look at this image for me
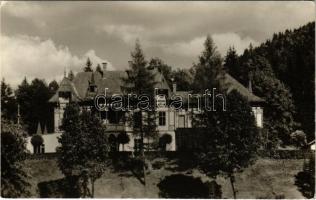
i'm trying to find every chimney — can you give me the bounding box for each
[128,61,133,68]
[172,83,177,93]
[102,62,107,71]
[248,79,252,93]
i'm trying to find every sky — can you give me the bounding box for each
[0,1,315,87]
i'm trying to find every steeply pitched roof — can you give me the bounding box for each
[49,70,263,104]
[71,69,170,100]
[224,74,264,103]
[173,74,264,104]
[49,77,81,102]
[73,71,126,98]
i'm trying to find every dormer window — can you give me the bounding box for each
[59,91,71,98]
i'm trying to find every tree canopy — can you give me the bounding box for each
[57,103,108,197]
[192,35,225,93]
[1,119,30,197]
[226,22,315,142]
[16,78,55,134]
[198,90,260,198]
[84,57,93,72]
[1,79,17,122]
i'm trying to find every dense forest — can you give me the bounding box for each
[225,22,315,143]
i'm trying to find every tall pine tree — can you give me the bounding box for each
[84,58,93,72]
[121,40,157,186]
[224,46,240,80]
[192,37,260,199]
[192,35,225,93]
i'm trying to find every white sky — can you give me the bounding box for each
[1,1,315,87]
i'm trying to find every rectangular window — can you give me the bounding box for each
[134,138,142,152]
[133,111,141,128]
[178,115,185,128]
[159,112,166,126]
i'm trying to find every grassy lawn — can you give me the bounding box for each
[24,158,305,198]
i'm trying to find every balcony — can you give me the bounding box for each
[104,123,126,132]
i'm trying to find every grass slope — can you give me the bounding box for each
[23,158,305,198]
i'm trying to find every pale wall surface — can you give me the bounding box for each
[26,133,62,154]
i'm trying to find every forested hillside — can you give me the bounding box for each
[225,22,315,143]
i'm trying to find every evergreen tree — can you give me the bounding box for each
[224,46,240,80]
[251,58,296,146]
[121,40,158,186]
[191,35,225,93]
[16,78,32,132]
[191,37,260,198]
[237,54,296,146]
[237,44,256,86]
[68,70,75,81]
[198,90,260,199]
[1,119,30,197]
[171,69,193,91]
[84,57,93,72]
[1,79,17,122]
[57,103,108,197]
[148,57,173,87]
[236,22,315,141]
[16,78,54,134]
[48,80,59,94]
[95,64,103,75]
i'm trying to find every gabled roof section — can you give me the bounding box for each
[49,77,81,102]
[172,73,264,104]
[49,68,171,103]
[224,73,264,103]
[73,71,127,99]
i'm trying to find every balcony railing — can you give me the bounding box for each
[104,123,126,132]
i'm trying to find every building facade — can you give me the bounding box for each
[26,63,264,153]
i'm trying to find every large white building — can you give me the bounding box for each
[26,63,264,153]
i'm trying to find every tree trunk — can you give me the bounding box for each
[142,136,146,186]
[91,179,95,198]
[229,174,237,199]
[140,113,146,186]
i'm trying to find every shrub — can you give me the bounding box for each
[117,132,130,151]
[37,176,80,198]
[152,160,165,170]
[31,134,44,146]
[295,156,315,198]
[290,130,307,148]
[157,174,212,198]
[159,134,172,151]
[1,120,30,197]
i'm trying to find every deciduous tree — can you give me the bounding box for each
[16,78,54,134]
[250,57,296,146]
[1,119,30,197]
